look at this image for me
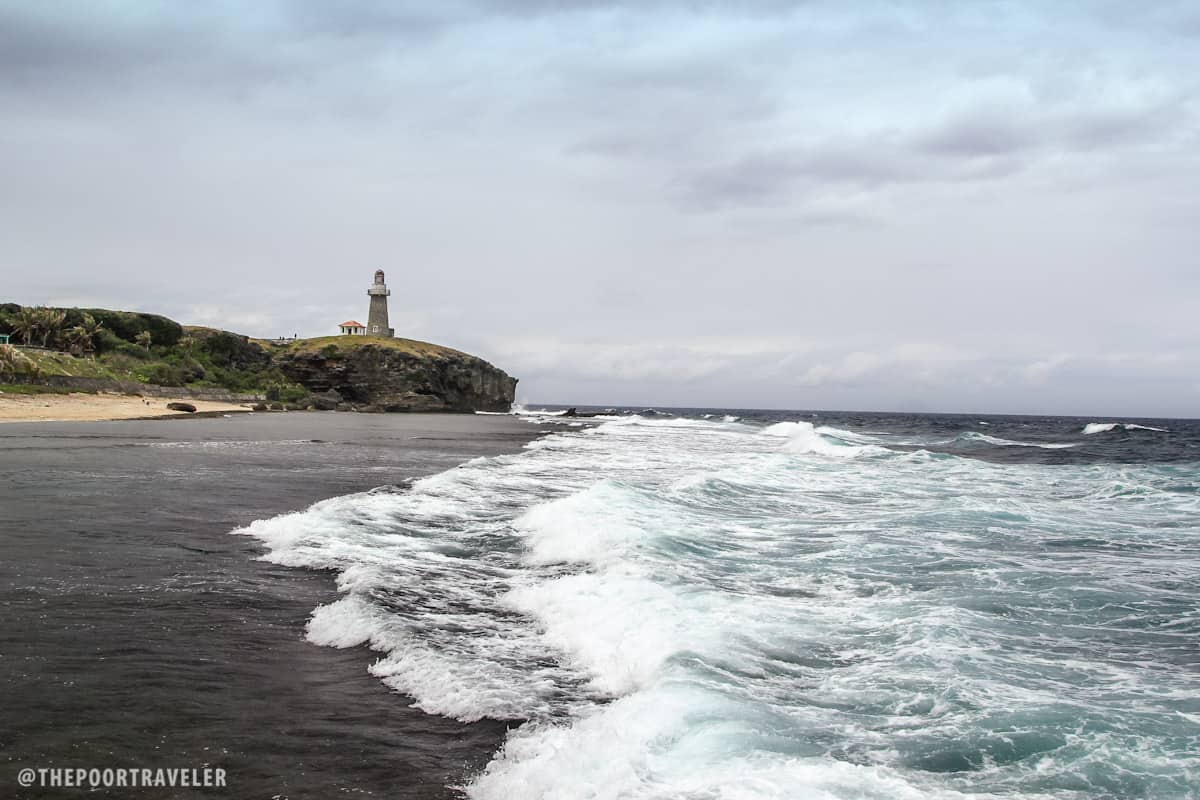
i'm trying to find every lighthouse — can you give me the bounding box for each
[366,269,394,338]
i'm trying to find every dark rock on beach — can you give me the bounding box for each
[307,390,343,411]
[166,401,197,412]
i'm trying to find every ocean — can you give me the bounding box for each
[236,407,1200,799]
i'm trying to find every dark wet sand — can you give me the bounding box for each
[0,412,542,799]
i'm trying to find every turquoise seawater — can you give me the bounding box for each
[236,410,1199,799]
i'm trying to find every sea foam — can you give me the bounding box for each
[232,412,1200,800]
[761,421,888,457]
[1083,422,1169,435]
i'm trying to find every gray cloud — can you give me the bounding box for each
[675,96,1191,212]
[0,6,187,85]
[675,140,923,210]
[1,0,1198,415]
[918,115,1037,158]
[283,1,465,38]
[921,102,1184,158]
[1180,15,1200,37]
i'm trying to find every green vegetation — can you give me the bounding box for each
[257,334,467,359]
[0,304,307,398]
[0,383,79,395]
[0,306,478,402]
[2,347,120,380]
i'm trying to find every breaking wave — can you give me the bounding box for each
[233,412,1200,799]
[1084,422,1170,435]
[952,431,1076,449]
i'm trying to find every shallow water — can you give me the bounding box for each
[0,412,539,799]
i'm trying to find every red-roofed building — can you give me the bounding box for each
[338,320,366,335]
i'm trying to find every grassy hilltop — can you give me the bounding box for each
[256,334,469,360]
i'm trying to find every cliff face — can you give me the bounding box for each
[270,337,517,413]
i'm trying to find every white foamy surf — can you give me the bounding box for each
[954,431,1077,449]
[233,413,1199,799]
[1083,422,1169,435]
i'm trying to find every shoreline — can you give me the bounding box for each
[0,412,543,798]
[0,391,255,423]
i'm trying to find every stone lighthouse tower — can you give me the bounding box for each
[366,269,394,337]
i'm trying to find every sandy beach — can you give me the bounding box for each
[0,392,252,423]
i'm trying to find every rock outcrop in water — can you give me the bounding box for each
[267,337,517,413]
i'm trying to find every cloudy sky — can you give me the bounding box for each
[2,1,1197,415]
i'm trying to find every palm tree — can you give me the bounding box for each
[64,314,104,357]
[135,331,153,348]
[78,313,103,348]
[36,308,66,349]
[10,307,39,346]
[63,326,91,356]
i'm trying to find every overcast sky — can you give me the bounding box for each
[2,1,1197,416]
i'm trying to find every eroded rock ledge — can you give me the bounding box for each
[266,337,517,413]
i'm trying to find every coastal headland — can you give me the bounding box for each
[0,303,517,421]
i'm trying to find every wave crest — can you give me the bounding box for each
[1083,422,1169,435]
[954,431,1076,449]
[762,421,887,458]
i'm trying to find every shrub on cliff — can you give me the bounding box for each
[71,309,183,347]
[0,303,19,337]
[140,363,187,387]
[265,381,309,403]
[93,330,128,354]
[191,330,271,370]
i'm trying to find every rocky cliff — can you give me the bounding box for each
[266,336,517,413]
